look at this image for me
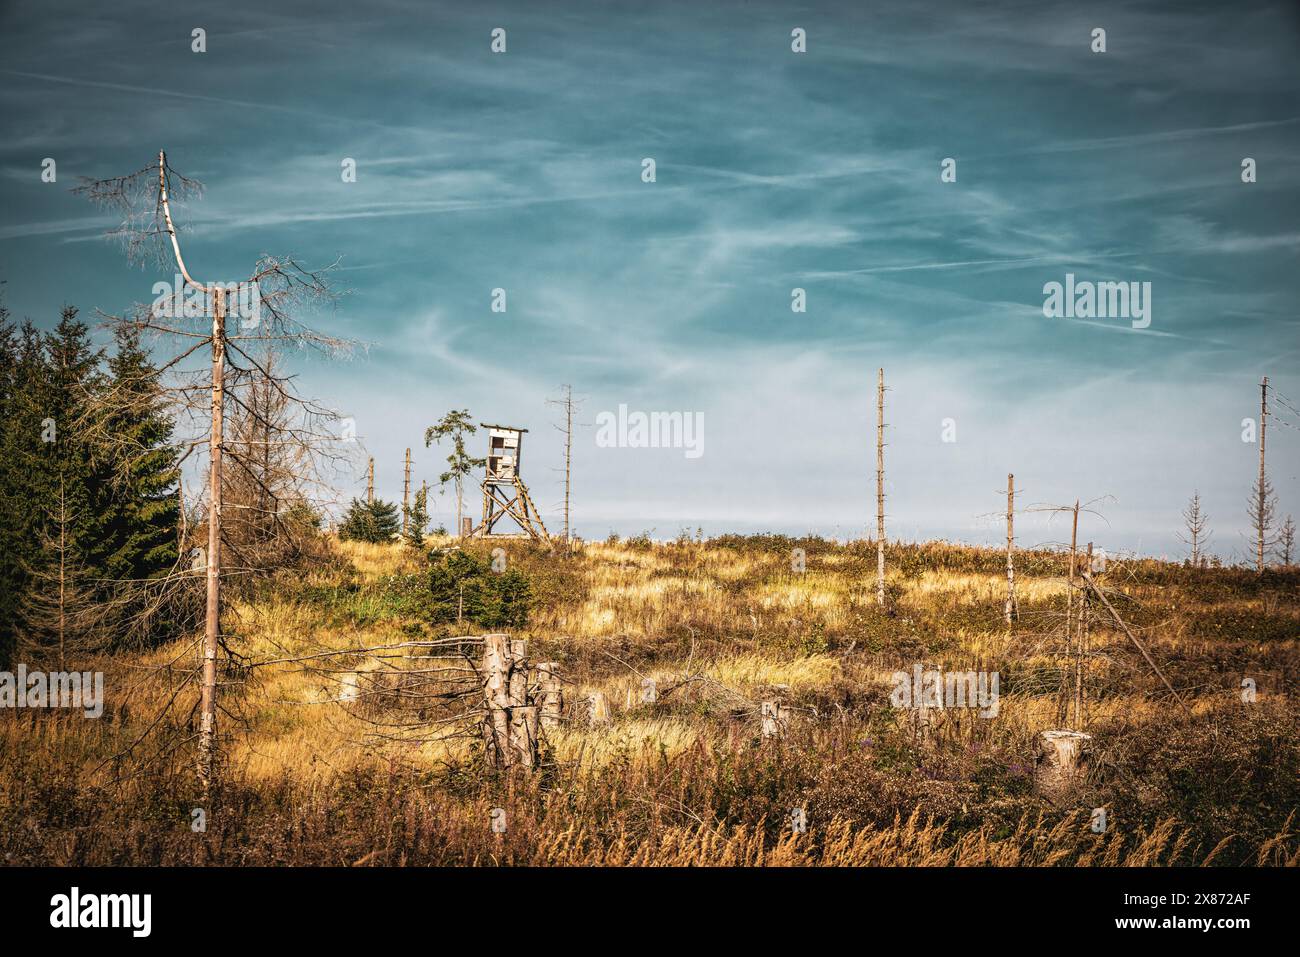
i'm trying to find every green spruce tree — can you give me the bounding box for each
[403,485,429,549]
[95,325,181,584]
[338,498,401,543]
[0,306,30,665]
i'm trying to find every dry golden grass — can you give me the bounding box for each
[523,811,1274,867]
[903,570,1062,606]
[3,534,1297,866]
[339,539,421,579]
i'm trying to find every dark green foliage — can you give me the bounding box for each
[0,313,36,664]
[0,303,183,665]
[427,548,531,629]
[1,308,106,664]
[95,325,181,586]
[403,485,429,549]
[283,500,323,535]
[338,498,400,543]
[423,409,485,531]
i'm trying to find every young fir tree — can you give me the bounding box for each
[18,478,105,667]
[1,308,108,664]
[403,485,429,549]
[338,497,401,543]
[1178,491,1211,567]
[96,325,182,585]
[40,307,108,575]
[427,549,531,628]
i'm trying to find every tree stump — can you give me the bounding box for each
[507,639,536,768]
[535,662,563,732]
[481,635,539,769]
[588,691,610,726]
[510,705,539,769]
[339,672,360,705]
[482,635,512,765]
[761,700,789,739]
[1035,730,1091,804]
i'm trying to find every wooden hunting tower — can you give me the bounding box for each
[471,424,551,542]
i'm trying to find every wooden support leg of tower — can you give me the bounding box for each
[515,479,552,543]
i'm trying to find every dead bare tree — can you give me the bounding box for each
[75,150,351,793]
[1278,515,1295,567]
[1027,496,1113,730]
[1178,491,1211,567]
[1066,500,1081,727]
[1248,477,1277,573]
[402,447,411,536]
[547,384,583,548]
[1251,376,1275,573]
[875,367,886,607]
[1005,473,1017,624]
[225,346,346,567]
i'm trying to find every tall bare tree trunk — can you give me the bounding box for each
[1063,499,1079,728]
[1257,375,1268,574]
[1004,473,1016,624]
[199,288,226,794]
[367,457,374,504]
[402,447,411,535]
[1076,542,1092,729]
[875,368,886,607]
[562,385,573,546]
[260,373,271,538]
[1190,502,1200,566]
[548,385,580,551]
[455,477,463,539]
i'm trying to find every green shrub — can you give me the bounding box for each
[427,548,531,629]
[338,498,400,543]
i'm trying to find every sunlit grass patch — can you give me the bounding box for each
[547,718,708,765]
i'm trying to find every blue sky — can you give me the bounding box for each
[1,0,1298,558]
